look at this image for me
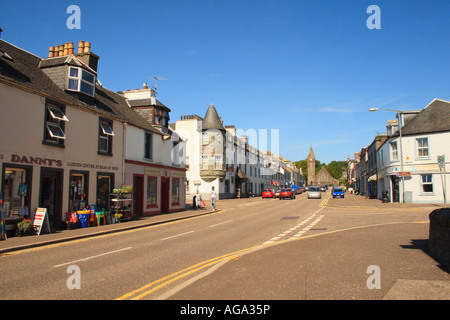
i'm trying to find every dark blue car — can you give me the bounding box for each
[332,187,344,198]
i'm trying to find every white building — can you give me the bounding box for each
[377,99,450,204]
[173,103,301,203]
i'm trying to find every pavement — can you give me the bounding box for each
[1,193,449,300]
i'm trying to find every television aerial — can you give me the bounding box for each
[151,75,167,92]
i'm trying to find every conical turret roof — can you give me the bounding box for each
[202,103,225,131]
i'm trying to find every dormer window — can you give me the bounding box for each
[67,66,96,97]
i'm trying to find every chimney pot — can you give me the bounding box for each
[59,45,64,56]
[63,43,68,56]
[48,46,55,58]
[68,42,74,55]
[78,41,84,54]
[84,41,91,53]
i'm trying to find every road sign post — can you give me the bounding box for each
[437,155,447,207]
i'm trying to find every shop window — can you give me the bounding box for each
[171,178,179,204]
[97,174,114,210]
[44,102,68,146]
[67,66,96,97]
[2,166,31,217]
[69,172,89,210]
[98,119,114,155]
[146,176,157,206]
[421,174,433,193]
[144,132,153,160]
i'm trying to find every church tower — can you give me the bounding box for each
[307,146,316,185]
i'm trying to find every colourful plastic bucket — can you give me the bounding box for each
[77,214,90,228]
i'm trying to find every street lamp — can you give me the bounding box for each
[369,107,405,203]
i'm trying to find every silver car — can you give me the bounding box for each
[307,186,322,199]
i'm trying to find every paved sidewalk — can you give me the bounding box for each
[326,192,443,210]
[0,204,216,254]
[0,196,263,254]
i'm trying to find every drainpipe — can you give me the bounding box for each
[122,122,127,186]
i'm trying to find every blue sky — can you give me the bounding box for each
[1,0,449,164]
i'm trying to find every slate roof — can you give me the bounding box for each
[392,99,450,137]
[0,39,162,136]
[202,103,225,131]
[127,98,171,111]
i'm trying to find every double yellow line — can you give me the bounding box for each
[116,246,257,300]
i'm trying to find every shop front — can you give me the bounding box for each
[1,152,121,235]
[125,160,186,216]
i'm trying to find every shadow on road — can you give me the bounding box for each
[400,239,450,274]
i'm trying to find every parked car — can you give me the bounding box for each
[307,186,321,199]
[275,189,281,197]
[262,189,274,198]
[279,188,295,200]
[320,186,326,192]
[332,187,345,198]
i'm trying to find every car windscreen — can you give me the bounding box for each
[334,188,343,192]
[309,187,319,191]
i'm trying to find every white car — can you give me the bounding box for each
[307,186,322,199]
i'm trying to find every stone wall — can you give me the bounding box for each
[429,208,450,267]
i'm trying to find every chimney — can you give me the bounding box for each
[75,40,99,72]
[78,41,84,53]
[143,82,149,89]
[48,46,55,58]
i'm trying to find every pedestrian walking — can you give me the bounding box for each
[210,186,217,211]
[195,190,202,210]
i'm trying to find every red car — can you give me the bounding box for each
[262,189,274,198]
[279,188,295,200]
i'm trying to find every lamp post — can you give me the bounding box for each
[369,108,405,203]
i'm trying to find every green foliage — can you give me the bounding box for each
[295,159,347,182]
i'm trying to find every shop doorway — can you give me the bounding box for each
[133,175,143,217]
[391,176,400,202]
[161,177,170,214]
[39,168,63,230]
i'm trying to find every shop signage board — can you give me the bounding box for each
[33,208,51,235]
[396,172,411,177]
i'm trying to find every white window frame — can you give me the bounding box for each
[202,132,209,145]
[67,66,96,97]
[45,104,68,141]
[390,141,398,161]
[416,137,429,158]
[202,155,209,170]
[214,155,222,170]
[420,174,433,194]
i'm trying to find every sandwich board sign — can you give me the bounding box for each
[33,208,51,235]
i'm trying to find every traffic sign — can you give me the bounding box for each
[437,155,445,169]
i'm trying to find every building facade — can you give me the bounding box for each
[376,99,450,204]
[0,39,185,232]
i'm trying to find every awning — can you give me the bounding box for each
[236,168,248,181]
[368,174,377,182]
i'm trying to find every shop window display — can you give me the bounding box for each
[2,167,30,217]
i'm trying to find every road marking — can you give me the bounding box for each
[53,247,132,268]
[116,246,262,300]
[209,220,233,228]
[161,231,194,241]
[263,207,325,245]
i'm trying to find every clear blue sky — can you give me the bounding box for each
[1,0,449,164]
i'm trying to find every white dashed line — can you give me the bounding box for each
[263,208,326,245]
